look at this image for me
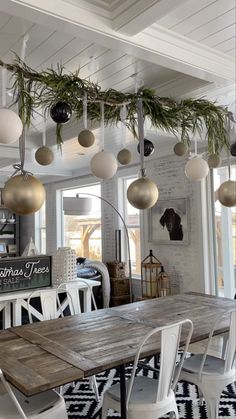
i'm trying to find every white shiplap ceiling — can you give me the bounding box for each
[0,0,234,183]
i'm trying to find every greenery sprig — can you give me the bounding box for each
[0,56,232,154]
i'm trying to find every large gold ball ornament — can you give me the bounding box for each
[2,174,45,215]
[35,146,54,166]
[207,154,221,169]
[127,176,159,209]
[78,129,95,148]
[218,180,236,207]
[117,149,132,165]
[173,142,188,156]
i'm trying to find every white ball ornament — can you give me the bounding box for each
[185,156,209,181]
[0,108,23,144]
[90,151,118,179]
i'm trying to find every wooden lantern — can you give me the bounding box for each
[141,250,162,298]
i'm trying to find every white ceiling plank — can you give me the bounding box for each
[171,1,235,35]
[188,10,235,41]
[77,49,126,80]
[0,11,11,29]
[0,0,234,84]
[64,44,108,73]
[0,16,34,56]
[215,37,235,52]
[203,24,236,47]
[99,60,150,90]
[112,0,188,35]
[157,0,216,28]
[25,31,76,69]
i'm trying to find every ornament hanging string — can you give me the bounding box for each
[120,104,127,147]
[1,67,7,108]
[137,97,145,175]
[12,33,32,179]
[100,101,104,150]
[42,119,46,146]
[83,92,88,129]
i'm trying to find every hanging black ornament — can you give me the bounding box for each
[137,138,154,157]
[50,101,72,124]
[230,141,236,157]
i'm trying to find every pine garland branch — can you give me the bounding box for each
[0,56,232,153]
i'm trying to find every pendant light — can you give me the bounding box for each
[127,98,158,210]
[90,101,118,179]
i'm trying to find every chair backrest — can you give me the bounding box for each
[198,309,236,378]
[58,279,97,313]
[0,369,27,419]
[27,289,59,323]
[126,319,193,408]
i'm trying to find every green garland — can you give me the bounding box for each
[0,56,232,153]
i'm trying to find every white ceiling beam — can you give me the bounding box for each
[0,146,20,159]
[112,0,188,36]
[0,0,234,84]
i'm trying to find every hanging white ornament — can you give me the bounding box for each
[0,68,23,144]
[185,137,209,181]
[78,92,95,147]
[90,101,118,179]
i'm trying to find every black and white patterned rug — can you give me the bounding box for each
[63,362,236,419]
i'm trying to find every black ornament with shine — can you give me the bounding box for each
[230,141,236,157]
[50,101,72,124]
[137,138,155,157]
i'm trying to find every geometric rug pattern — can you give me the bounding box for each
[63,361,236,419]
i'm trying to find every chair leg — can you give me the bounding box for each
[198,387,204,406]
[200,388,221,419]
[90,375,100,402]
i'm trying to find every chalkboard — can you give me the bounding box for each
[0,256,51,293]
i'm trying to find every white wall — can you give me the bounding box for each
[41,149,206,295]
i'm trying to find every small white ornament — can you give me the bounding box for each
[0,108,23,144]
[185,156,209,181]
[90,151,118,179]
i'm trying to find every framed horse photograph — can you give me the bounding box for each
[149,197,190,245]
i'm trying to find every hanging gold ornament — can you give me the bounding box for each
[2,174,45,215]
[127,176,159,210]
[173,142,188,156]
[207,154,221,168]
[117,148,132,165]
[35,146,54,166]
[78,129,95,148]
[218,180,236,207]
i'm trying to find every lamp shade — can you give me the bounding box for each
[90,151,118,179]
[0,108,23,144]
[185,156,209,181]
[63,197,92,215]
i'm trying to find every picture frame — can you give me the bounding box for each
[149,197,190,245]
[0,243,7,254]
[8,244,17,254]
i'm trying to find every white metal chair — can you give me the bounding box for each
[180,309,236,419]
[102,319,193,419]
[0,369,68,419]
[27,289,64,323]
[58,280,99,402]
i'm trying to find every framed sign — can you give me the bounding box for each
[149,197,190,245]
[0,256,52,293]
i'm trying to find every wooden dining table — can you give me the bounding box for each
[0,292,235,419]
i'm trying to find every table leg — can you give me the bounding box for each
[119,364,126,419]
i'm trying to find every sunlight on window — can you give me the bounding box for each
[63,184,101,261]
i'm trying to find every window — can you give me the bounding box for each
[123,177,141,276]
[212,166,235,297]
[35,201,46,253]
[62,184,102,260]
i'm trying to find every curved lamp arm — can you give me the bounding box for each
[77,192,133,302]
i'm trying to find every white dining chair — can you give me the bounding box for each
[180,309,236,419]
[0,369,68,419]
[102,318,193,419]
[27,288,66,323]
[58,281,99,402]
